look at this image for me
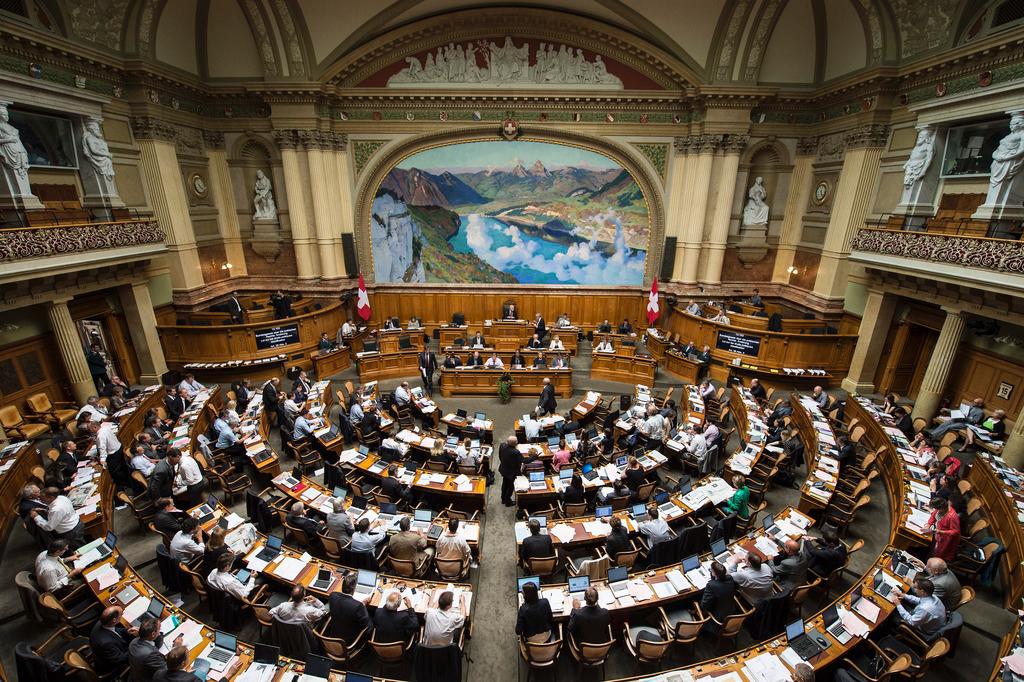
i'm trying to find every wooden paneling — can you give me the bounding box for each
[590,352,656,385]
[439,367,573,398]
[790,249,820,290]
[720,246,777,282]
[368,288,647,334]
[0,334,69,409]
[357,350,421,382]
[944,346,1024,423]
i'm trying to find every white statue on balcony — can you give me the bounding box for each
[81,117,115,181]
[741,176,770,226]
[0,103,30,180]
[990,113,1024,187]
[253,169,277,220]
[903,126,935,187]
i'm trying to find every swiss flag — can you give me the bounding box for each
[356,274,371,321]
[646,278,660,325]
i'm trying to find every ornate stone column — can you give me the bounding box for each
[205,131,247,276]
[701,134,747,284]
[840,289,898,394]
[677,134,720,283]
[772,137,817,282]
[331,134,354,277]
[301,130,341,280]
[665,137,692,281]
[894,124,945,227]
[46,299,94,404]
[132,117,204,291]
[813,125,889,300]
[911,307,966,422]
[274,130,318,279]
[1000,408,1024,469]
[117,281,168,384]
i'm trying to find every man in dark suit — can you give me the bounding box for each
[153,645,200,682]
[227,296,244,324]
[380,464,412,502]
[534,313,546,341]
[328,573,372,643]
[618,319,633,334]
[153,498,183,537]
[373,591,419,643]
[91,606,135,675]
[286,502,324,543]
[163,387,185,422]
[537,377,557,416]
[568,587,610,644]
[701,561,737,632]
[772,539,811,591]
[129,617,181,682]
[419,348,437,396]
[806,528,847,578]
[519,519,554,563]
[362,404,381,434]
[498,435,524,507]
[262,377,283,424]
[148,449,180,501]
[532,353,547,368]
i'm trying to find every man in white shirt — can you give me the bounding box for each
[549,335,564,351]
[557,313,572,327]
[207,552,255,600]
[173,453,205,508]
[435,518,472,563]
[685,426,709,472]
[522,416,541,441]
[595,337,614,352]
[421,590,468,648]
[169,517,204,562]
[341,319,355,337]
[76,396,107,422]
[177,374,204,401]
[640,405,666,443]
[685,300,702,316]
[394,382,411,406]
[35,539,84,592]
[484,353,504,368]
[89,420,122,464]
[638,507,672,545]
[709,311,730,325]
[270,585,327,625]
[727,553,774,603]
[131,445,157,477]
[812,385,829,409]
[31,487,84,547]
[350,517,388,553]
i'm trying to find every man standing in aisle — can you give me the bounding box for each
[498,435,524,507]
[537,377,557,416]
[419,346,437,396]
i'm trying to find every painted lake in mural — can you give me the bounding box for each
[370,140,650,284]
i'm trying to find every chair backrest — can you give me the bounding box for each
[940,431,958,447]
[523,635,563,665]
[578,637,614,664]
[957,479,971,496]
[26,393,52,414]
[610,495,630,511]
[849,425,866,443]
[912,417,928,433]
[635,633,671,660]
[527,555,559,577]
[388,556,417,577]
[885,653,914,678]
[635,480,656,501]
[563,501,588,517]
[613,547,640,569]
[435,557,467,580]
[316,624,354,663]
[718,606,751,637]
[669,607,707,640]
[370,639,407,663]
[63,649,100,681]
[790,578,821,605]
[0,405,24,428]
[271,619,311,659]
[957,585,975,609]
[15,571,43,624]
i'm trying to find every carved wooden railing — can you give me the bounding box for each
[0,219,165,262]
[851,226,1024,274]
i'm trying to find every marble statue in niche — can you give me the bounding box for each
[742,176,770,225]
[990,113,1024,187]
[81,117,115,181]
[0,103,30,180]
[902,126,935,187]
[253,169,277,220]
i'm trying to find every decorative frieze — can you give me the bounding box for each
[0,219,165,262]
[852,227,1024,274]
[720,134,749,154]
[844,124,890,150]
[796,136,819,156]
[130,116,177,143]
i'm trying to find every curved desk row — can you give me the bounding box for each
[966,453,1024,608]
[439,367,573,398]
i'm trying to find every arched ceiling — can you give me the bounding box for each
[13,0,993,88]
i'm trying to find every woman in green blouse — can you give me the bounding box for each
[723,474,750,519]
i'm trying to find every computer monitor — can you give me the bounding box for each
[682,554,700,572]
[607,566,628,583]
[414,509,433,522]
[518,576,540,592]
[446,435,459,445]
[785,619,805,642]
[823,603,839,626]
[568,576,590,593]
[105,531,117,547]
[475,412,486,420]
[762,514,774,529]
[654,491,669,504]
[380,502,397,514]
[333,486,347,500]
[595,505,612,518]
[631,504,647,517]
[363,341,379,353]
[398,335,412,349]
[457,408,468,418]
[528,516,548,528]
[266,535,283,550]
[559,468,574,480]
[529,471,545,482]
[356,570,378,588]
[235,568,251,583]
[350,496,368,512]
[615,455,628,468]
[548,436,561,447]
[711,538,727,556]
[304,654,332,679]
[253,644,280,665]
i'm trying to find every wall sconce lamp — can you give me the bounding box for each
[220,262,233,271]
[786,266,799,275]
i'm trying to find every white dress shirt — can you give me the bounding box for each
[174,455,203,492]
[34,495,79,534]
[523,419,540,440]
[207,568,255,600]
[76,404,107,422]
[270,597,327,625]
[35,550,73,592]
[595,341,613,352]
[169,531,205,562]
[94,422,122,462]
[484,357,504,368]
[549,339,564,350]
[132,454,156,476]
[728,562,774,602]
[435,532,472,562]
[422,607,465,648]
[639,517,672,543]
[394,385,411,405]
[178,379,204,400]
[342,322,354,336]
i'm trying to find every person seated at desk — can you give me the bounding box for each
[504,303,518,320]
[548,335,564,351]
[375,591,419,644]
[443,352,462,369]
[766,399,792,430]
[467,350,485,367]
[283,390,304,421]
[637,506,672,545]
[177,373,205,402]
[408,316,422,330]
[748,378,767,402]
[318,332,333,351]
[550,353,568,369]
[882,392,900,416]
[804,527,847,577]
[269,290,293,319]
[685,300,702,316]
[533,352,547,369]
[894,406,915,440]
[292,370,312,400]
[594,337,614,353]
[380,435,410,462]
[340,317,355,338]
[510,351,526,368]
[568,587,610,644]
[153,497,184,537]
[516,581,554,642]
[351,516,388,553]
[287,500,325,540]
[680,340,698,357]
[362,403,382,434]
[961,408,1006,450]
[721,474,750,518]
[270,585,327,628]
[811,385,828,410]
[169,517,205,563]
[389,516,434,569]
[90,606,135,676]
[348,394,364,427]
[556,312,572,327]
[207,551,256,601]
[456,440,481,469]
[622,455,646,490]
[551,438,572,469]
[469,332,486,348]
[708,309,730,325]
[701,561,737,633]
[597,481,631,506]
[750,289,763,307]
[36,538,85,593]
[698,378,716,403]
[519,519,554,563]
[326,497,354,545]
[618,319,633,334]
[384,317,399,330]
[521,414,541,441]
[484,352,504,369]
[696,344,712,366]
[526,334,543,349]
[727,552,773,604]
[931,397,985,438]
[893,577,946,641]
[436,517,472,563]
[560,472,585,504]
[771,539,810,591]
[394,381,412,406]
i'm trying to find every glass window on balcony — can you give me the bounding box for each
[940,117,1010,178]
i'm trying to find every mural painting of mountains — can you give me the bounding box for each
[371,140,649,285]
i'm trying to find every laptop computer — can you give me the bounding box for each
[582,467,600,481]
[654,491,669,505]
[872,571,895,599]
[300,654,332,682]
[456,409,468,418]
[568,575,590,600]
[679,479,692,495]
[253,644,280,666]
[548,436,561,448]
[427,523,443,540]
[823,603,851,644]
[352,570,378,600]
[711,538,731,564]
[615,455,629,469]
[558,468,574,481]
[445,436,459,447]
[630,503,650,522]
[786,619,828,661]
[234,568,251,584]
[412,508,433,531]
[608,565,630,598]
[682,554,700,573]
[343,674,373,682]
[528,471,547,490]
[348,496,368,516]
[203,631,237,670]
[528,516,548,530]
[332,486,347,501]
[518,576,540,592]
[310,568,334,591]
[115,584,140,605]
[595,505,612,518]
[255,535,284,562]
[130,596,165,627]
[475,412,486,421]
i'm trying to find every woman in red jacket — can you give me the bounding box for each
[925,497,961,562]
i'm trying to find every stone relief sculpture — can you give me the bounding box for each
[81,117,115,181]
[387,37,623,87]
[0,103,30,180]
[253,169,277,220]
[742,176,770,225]
[902,126,935,187]
[990,113,1024,187]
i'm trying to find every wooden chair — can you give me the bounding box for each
[708,596,755,651]
[567,626,615,678]
[788,577,821,616]
[912,417,928,433]
[25,393,77,428]
[518,624,564,679]
[635,480,657,501]
[38,590,102,635]
[369,635,415,679]
[388,554,430,578]
[953,585,975,610]
[434,556,470,581]
[148,521,174,549]
[0,404,50,440]
[839,640,912,681]
[559,501,588,518]
[522,554,560,582]
[622,620,672,666]
[735,500,768,535]
[314,618,369,667]
[660,604,708,660]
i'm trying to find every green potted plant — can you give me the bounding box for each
[497,371,513,403]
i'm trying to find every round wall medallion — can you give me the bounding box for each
[813,179,830,205]
[188,173,208,198]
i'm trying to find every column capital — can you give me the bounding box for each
[673,136,692,154]
[720,134,749,154]
[272,129,300,150]
[130,116,178,142]
[844,124,890,150]
[203,130,226,150]
[940,305,965,318]
[693,134,724,154]
[796,136,819,156]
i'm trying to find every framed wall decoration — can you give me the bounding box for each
[997,381,1013,400]
[813,179,831,205]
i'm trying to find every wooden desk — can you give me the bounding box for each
[439,367,573,398]
[968,454,1024,608]
[727,364,834,395]
[590,351,656,385]
[371,329,425,354]
[644,329,672,360]
[0,441,36,557]
[357,349,422,382]
[661,350,702,384]
[788,393,838,515]
[311,346,351,378]
[339,449,488,509]
[179,357,289,386]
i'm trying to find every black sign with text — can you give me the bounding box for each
[254,324,300,350]
[716,330,761,357]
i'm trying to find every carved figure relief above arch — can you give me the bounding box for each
[353,127,666,289]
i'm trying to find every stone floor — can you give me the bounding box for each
[0,340,1010,681]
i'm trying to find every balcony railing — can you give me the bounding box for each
[0,219,165,263]
[851,227,1024,274]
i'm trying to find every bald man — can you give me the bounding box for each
[771,538,810,591]
[90,605,136,674]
